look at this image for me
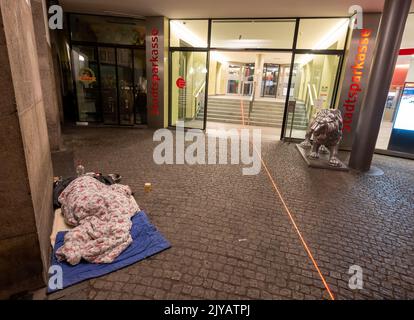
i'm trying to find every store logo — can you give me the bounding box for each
[78,68,97,85]
[149,28,160,116]
[153,122,262,176]
[342,29,371,132]
[176,77,186,89]
[48,5,63,30]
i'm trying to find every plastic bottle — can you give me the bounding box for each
[76,162,85,177]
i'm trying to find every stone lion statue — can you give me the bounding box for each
[299,109,343,167]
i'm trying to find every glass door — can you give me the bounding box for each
[242,64,255,96]
[227,65,241,94]
[117,48,134,125]
[262,63,279,97]
[284,53,341,139]
[133,49,147,125]
[170,50,208,129]
[99,47,118,124]
[72,45,100,122]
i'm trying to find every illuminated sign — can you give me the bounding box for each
[78,68,96,85]
[337,13,381,149]
[342,29,371,133]
[176,77,186,89]
[150,28,160,116]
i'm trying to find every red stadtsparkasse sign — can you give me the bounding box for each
[176,77,186,89]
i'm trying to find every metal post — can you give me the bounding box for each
[349,0,412,172]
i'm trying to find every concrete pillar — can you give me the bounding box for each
[349,0,412,171]
[254,54,264,98]
[0,0,54,298]
[31,0,62,151]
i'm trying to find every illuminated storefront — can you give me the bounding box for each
[169,18,350,140]
[375,13,414,156]
[65,14,147,125]
[59,11,413,158]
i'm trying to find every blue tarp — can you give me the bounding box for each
[48,211,171,293]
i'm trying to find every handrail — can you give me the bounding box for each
[194,81,206,99]
[306,83,315,123]
[248,83,256,123]
[312,84,318,103]
[193,81,206,120]
[307,83,314,106]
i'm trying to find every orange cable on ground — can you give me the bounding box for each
[239,96,335,300]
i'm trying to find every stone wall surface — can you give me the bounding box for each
[0,0,54,298]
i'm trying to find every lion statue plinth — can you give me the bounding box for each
[299,109,343,167]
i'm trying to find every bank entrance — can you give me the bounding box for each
[169,18,349,140]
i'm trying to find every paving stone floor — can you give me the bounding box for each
[48,126,414,300]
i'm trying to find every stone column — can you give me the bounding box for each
[0,0,54,298]
[349,0,412,171]
[31,0,62,151]
[254,54,264,98]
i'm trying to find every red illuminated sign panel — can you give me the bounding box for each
[342,29,372,133]
[150,28,160,116]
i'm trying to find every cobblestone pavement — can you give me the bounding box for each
[48,127,414,300]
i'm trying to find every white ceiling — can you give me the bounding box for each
[59,0,408,19]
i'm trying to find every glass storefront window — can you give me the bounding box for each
[170,51,208,129]
[285,53,341,139]
[297,18,349,50]
[117,48,134,125]
[133,49,147,125]
[70,14,146,46]
[72,45,100,122]
[211,19,295,49]
[376,13,414,154]
[99,47,118,124]
[170,20,209,48]
[68,13,148,126]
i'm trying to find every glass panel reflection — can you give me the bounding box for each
[170,20,209,48]
[285,54,340,139]
[211,20,295,49]
[296,18,349,50]
[72,45,99,122]
[70,14,146,46]
[171,51,208,129]
[133,49,147,125]
[99,47,118,124]
[117,48,134,125]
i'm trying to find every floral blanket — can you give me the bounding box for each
[56,176,139,265]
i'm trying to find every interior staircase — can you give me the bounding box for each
[196,96,309,130]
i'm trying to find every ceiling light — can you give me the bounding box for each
[396,64,410,69]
